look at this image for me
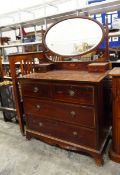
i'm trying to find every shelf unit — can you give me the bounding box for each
[109,31,120,37]
[0,24,45,78]
[0,41,42,48]
[0,41,43,61]
[108,31,120,65]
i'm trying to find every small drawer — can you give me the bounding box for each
[24,98,96,128]
[21,82,51,98]
[34,63,54,73]
[88,63,109,73]
[26,116,97,148]
[53,84,94,105]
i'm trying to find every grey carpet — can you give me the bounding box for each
[0,114,120,175]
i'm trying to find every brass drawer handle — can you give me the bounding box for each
[70,111,76,117]
[68,90,75,96]
[39,122,43,127]
[73,131,78,136]
[33,87,39,93]
[36,104,41,110]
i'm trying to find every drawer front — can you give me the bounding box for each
[21,82,51,98]
[53,84,94,105]
[24,98,95,128]
[26,116,97,148]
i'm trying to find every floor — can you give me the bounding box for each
[0,113,120,175]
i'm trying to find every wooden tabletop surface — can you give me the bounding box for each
[22,70,109,83]
[109,67,120,76]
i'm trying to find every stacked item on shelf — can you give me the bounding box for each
[0,37,10,45]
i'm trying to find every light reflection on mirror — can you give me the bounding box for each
[44,17,104,60]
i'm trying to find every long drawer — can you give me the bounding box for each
[26,115,97,148]
[24,98,95,128]
[53,83,95,105]
[21,82,51,98]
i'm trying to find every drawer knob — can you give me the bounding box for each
[36,104,41,110]
[39,122,43,127]
[73,131,78,136]
[70,111,76,117]
[68,90,75,96]
[33,87,39,93]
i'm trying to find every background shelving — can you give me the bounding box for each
[0,0,120,78]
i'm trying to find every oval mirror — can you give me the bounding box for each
[44,16,104,58]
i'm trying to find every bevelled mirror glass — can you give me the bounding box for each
[44,16,104,59]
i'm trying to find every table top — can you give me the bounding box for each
[109,67,120,76]
[21,70,109,83]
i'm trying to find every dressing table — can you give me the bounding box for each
[9,16,111,166]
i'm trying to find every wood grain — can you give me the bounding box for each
[109,72,120,163]
[22,70,109,83]
[109,67,120,76]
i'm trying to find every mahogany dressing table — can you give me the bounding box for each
[9,16,111,166]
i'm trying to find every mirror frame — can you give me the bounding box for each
[43,16,105,58]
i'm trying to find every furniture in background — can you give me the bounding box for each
[109,67,120,163]
[0,56,16,121]
[9,52,45,134]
